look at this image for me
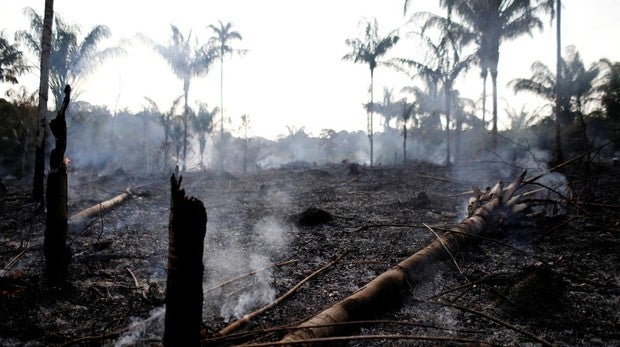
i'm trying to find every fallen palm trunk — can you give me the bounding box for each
[281,171,528,343]
[44,85,71,286]
[164,174,207,346]
[68,188,133,232]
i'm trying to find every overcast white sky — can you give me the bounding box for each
[1,0,619,139]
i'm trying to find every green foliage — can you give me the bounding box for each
[0,96,37,175]
[16,8,124,109]
[598,59,620,120]
[0,31,30,84]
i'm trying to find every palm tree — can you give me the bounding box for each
[143,96,182,172]
[31,0,54,204]
[207,20,245,138]
[191,103,218,170]
[451,92,476,164]
[240,114,251,173]
[399,99,416,165]
[598,59,620,118]
[365,88,401,131]
[343,18,399,167]
[416,0,545,149]
[17,8,123,110]
[0,31,30,84]
[142,25,216,172]
[510,46,600,150]
[392,31,475,165]
[169,117,185,167]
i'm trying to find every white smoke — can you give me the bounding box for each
[114,306,165,346]
[219,254,276,321]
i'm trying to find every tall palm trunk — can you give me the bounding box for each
[402,123,407,165]
[198,137,205,170]
[491,69,499,149]
[220,53,224,137]
[444,84,451,166]
[33,0,54,203]
[481,71,488,150]
[182,79,189,172]
[369,68,374,168]
[163,120,170,172]
[554,0,564,163]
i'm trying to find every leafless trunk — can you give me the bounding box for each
[44,85,71,287]
[281,172,527,342]
[554,0,564,163]
[402,124,407,165]
[32,0,54,203]
[164,174,207,346]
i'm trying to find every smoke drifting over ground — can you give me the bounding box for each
[203,190,297,322]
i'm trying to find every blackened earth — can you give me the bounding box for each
[0,161,618,346]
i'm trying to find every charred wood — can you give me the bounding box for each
[280,171,531,343]
[164,174,207,346]
[68,188,133,232]
[44,85,71,287]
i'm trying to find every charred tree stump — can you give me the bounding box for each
[44,85,71,287]
[164,174,207,346]
[281,171,529,343]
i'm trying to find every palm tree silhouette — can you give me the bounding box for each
[142,25,216,172]
[414,0,545,149]
[343,18,399,167]
[17,8,123,110]
[510,46,600,150]
[0,32,30,84]
[191,103,218,170]
[208,20,245,138]
[143,96,182,172]
[392,31,475,165]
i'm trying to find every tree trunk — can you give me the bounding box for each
[554,0,564,164]
[32,0,54,203]
[481,71,487,151]
[444,84,451,166]
[455,113,462,164]
[491,70,499,150]
[280,172,527,343]
[165,174,207,346]
[182,80,189,173]
[402,124,407,166]
[44,85,71,287]
[220,54,224,138]
[369,68,374,168]
[163,119,170,173]
[243,138,248,174]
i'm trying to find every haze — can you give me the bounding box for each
[1,0,619,139]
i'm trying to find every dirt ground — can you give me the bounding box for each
[0,160,618,346]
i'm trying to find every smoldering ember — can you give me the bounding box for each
[1,1,619,346]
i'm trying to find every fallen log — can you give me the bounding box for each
[280,171,531,343]
[68,188,133,232]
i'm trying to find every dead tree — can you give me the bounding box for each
[44,85,71,286]
[281,171,528,343]
[164,174,207,346]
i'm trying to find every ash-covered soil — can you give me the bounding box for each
[0,161,618,346]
